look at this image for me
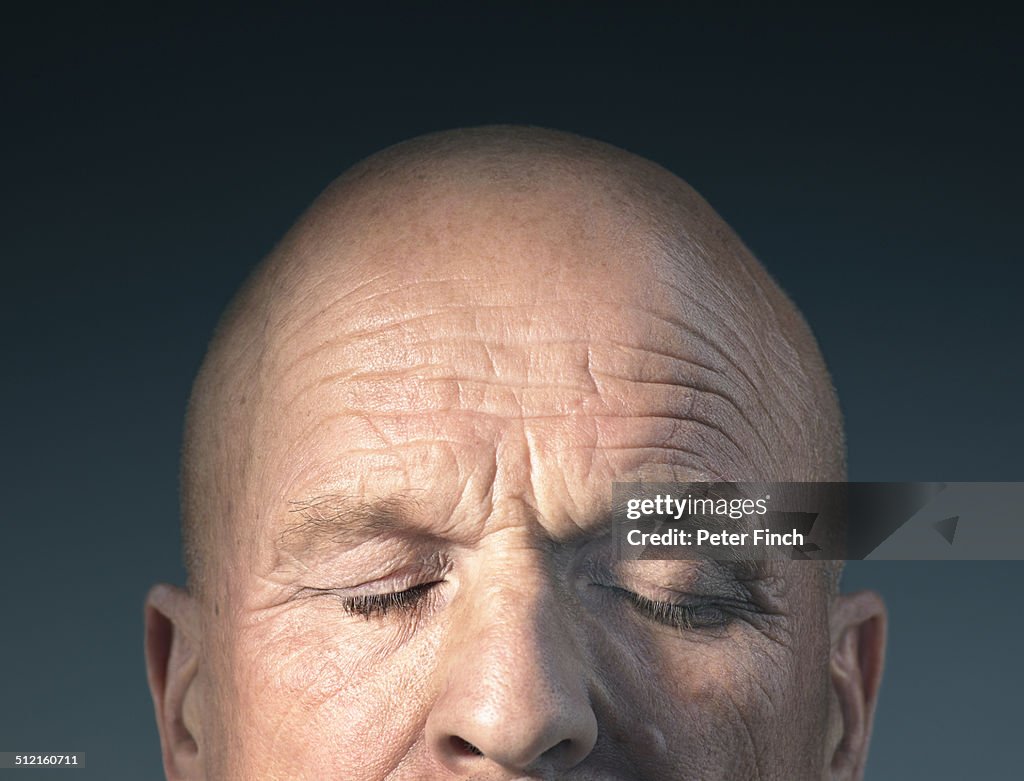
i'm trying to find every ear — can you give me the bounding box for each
[145,584,204,780]
[827,589,887,780]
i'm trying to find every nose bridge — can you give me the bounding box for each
[463,571,573,699]
[427,560,598,772]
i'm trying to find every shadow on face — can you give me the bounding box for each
[144,126,885,780]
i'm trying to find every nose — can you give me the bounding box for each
[426,581,599,775]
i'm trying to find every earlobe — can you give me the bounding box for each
[827,589,887,781]
[145,584,203,781]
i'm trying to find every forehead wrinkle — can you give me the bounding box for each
[260,239,765,372]
[602,337,726,381]
[272,373,593,431]
[274,333,608,416]
[653,255,815,440]
[274,334,604,407]
[590,367,771,458]
[263,407,758,514]
[262,410,715,513]
[264,228,628,350]
[319,282,630,330]
[266,291,773,409]
[260,327,775,491]
[276,294,774,424]
[594,335,772,443]
[267,300,600,391]
[256,199,666,364]
[273,369,759,459]
[247,307,780,532]
[643,285,773,408]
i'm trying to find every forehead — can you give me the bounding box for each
[235,189,771,542]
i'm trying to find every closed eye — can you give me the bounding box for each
[337,581,441,619]
[610,586,732,630]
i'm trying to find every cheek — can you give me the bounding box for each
[217,609,442,780]
[598,625,826,778]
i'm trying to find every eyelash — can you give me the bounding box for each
[613,587,732,630]
[338,581,439,620]
[333,581,735,631]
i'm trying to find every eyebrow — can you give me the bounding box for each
[277,492,432,556]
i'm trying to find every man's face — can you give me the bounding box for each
[192,193,837,780]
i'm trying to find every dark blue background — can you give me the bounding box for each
[2,5,1021,778]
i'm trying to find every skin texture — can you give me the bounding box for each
[145,127,886,780]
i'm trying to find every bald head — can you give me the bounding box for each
[145,127,891,781]
[181,126,842,593]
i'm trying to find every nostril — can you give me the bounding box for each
[449,736,484,757]
[548,738,579,762]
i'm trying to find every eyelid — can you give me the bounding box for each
[579,557,752,631]
[582,555,757,604]
[606,585,734,630]
[298,551,452,596]
[580,559,690,602]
